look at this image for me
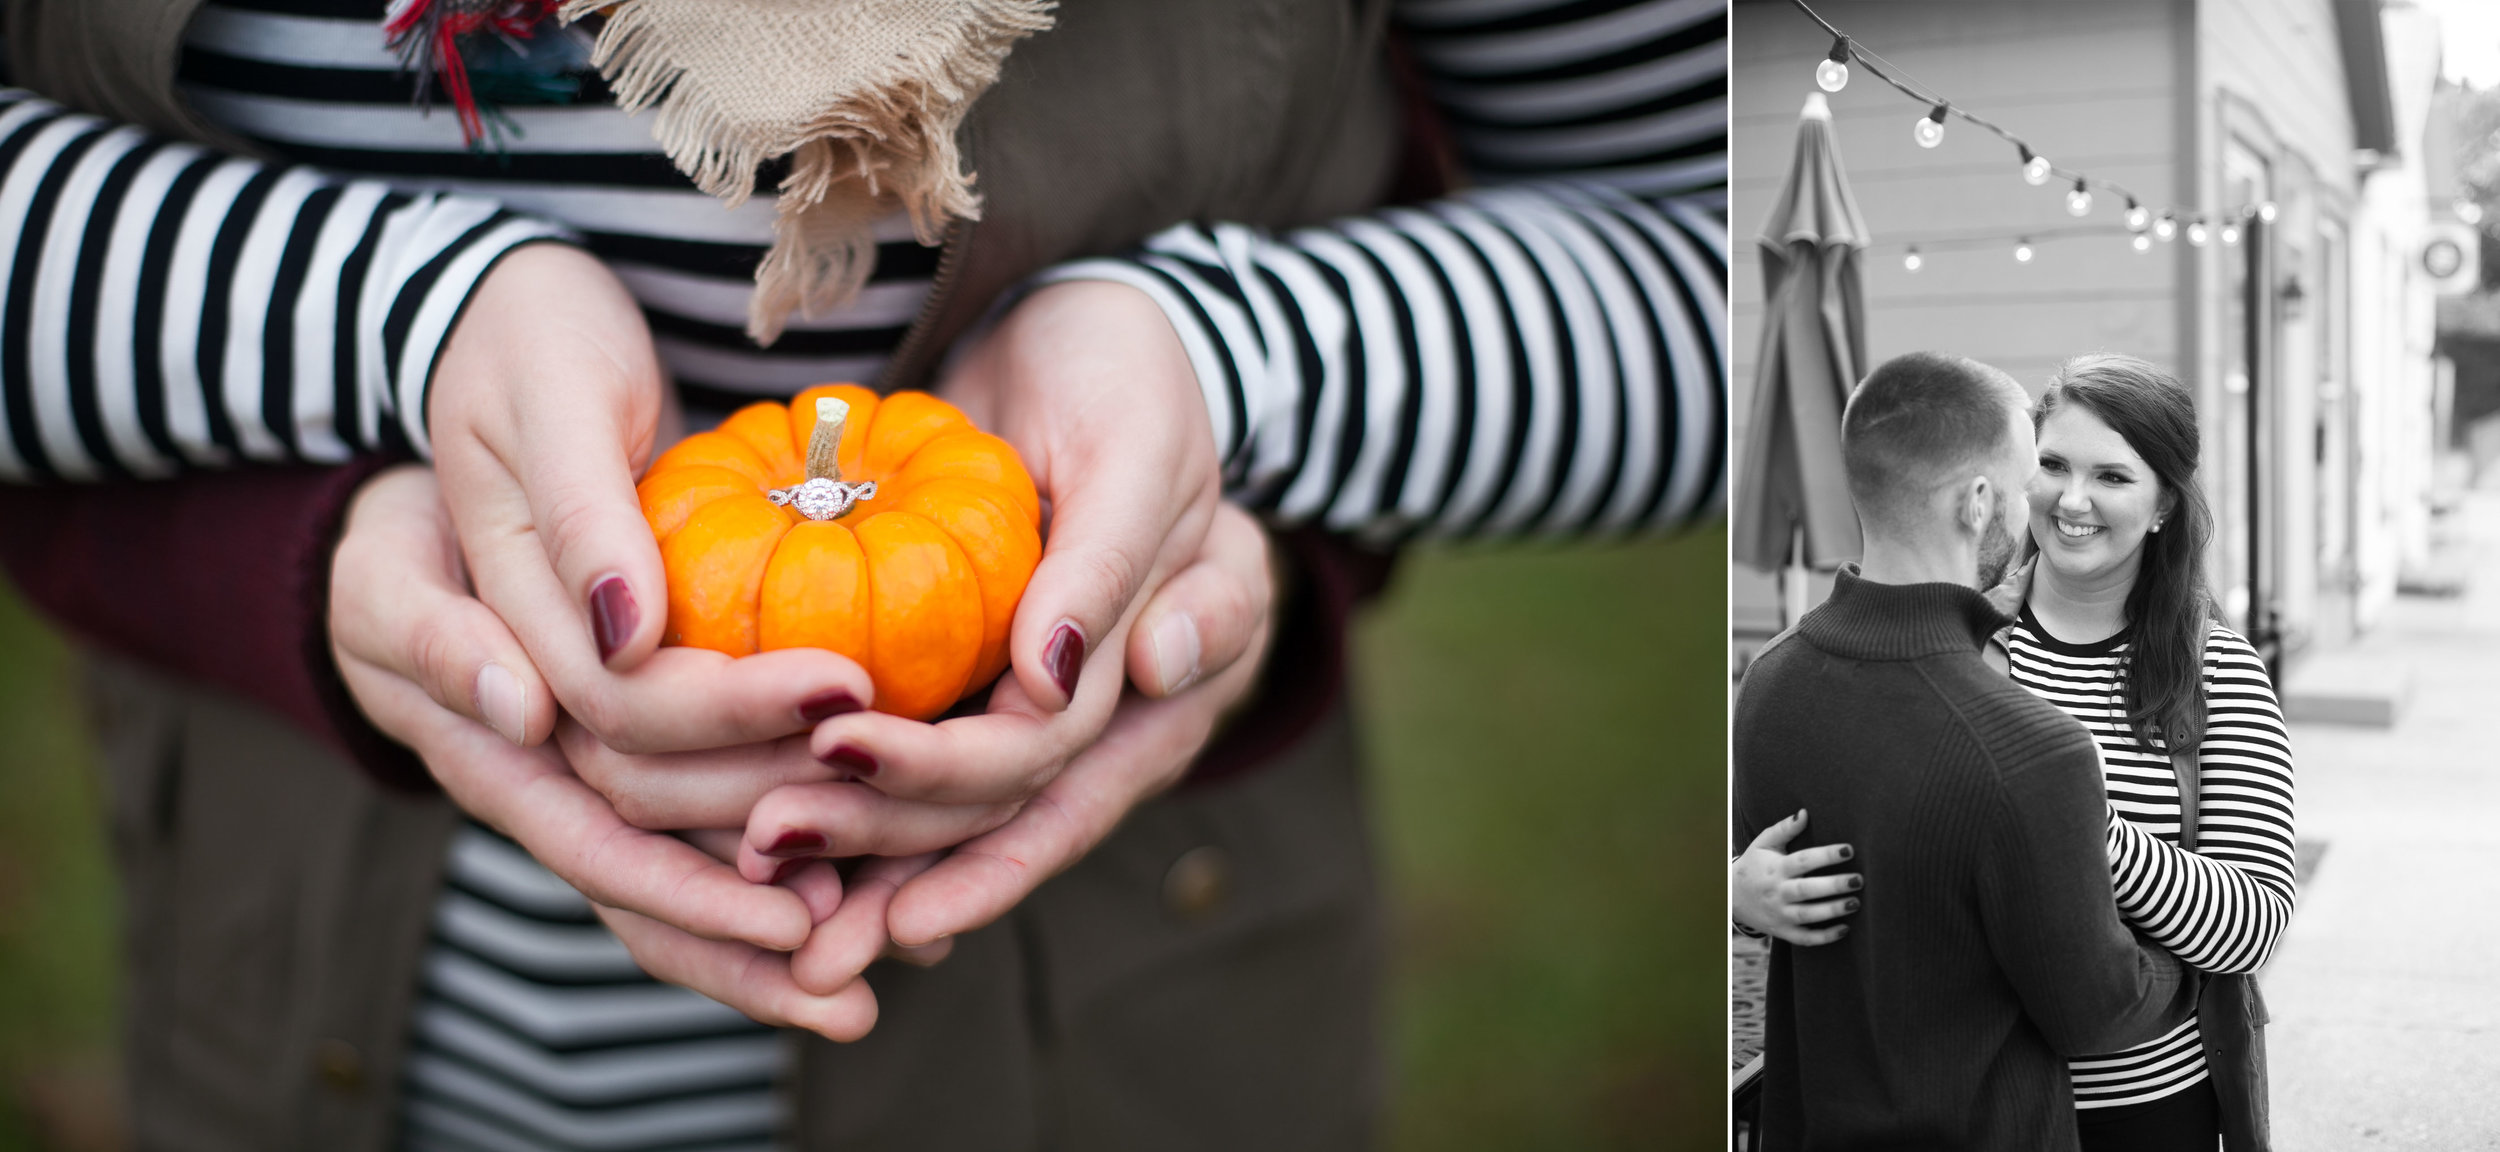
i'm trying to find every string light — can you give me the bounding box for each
[2132,234,2153,253]
[1816,37,1851,92]
[2219,220,2241,245]
[1785,0,2227,256]
[2186,218,2210,246]
[1914,104,1947,149]
[2018,145,2052,186]
[2014,238,2035,263]
[2256,201,2278,223]
[1904,247,1923,271]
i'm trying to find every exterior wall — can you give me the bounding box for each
[1729,0,2187,632]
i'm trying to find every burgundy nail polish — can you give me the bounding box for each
[769,857,810,885]
[763,830,828,858]
[820,744,878,778]
[1045,621,1085,699]
[1836,844,1854,861]
[798,690,864,724]
[590,576,638,663]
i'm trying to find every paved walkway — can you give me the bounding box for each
[2266,486,2500,1149]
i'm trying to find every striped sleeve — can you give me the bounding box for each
[2104,626,2298,974]
[1036,0,1725,541]
[0,87,570,481]
[1043,189,1725,541]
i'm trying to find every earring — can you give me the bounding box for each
[2151,520,2164,533]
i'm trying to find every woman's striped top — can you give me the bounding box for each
[2003,607,2297,1111]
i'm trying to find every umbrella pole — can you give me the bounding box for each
[1782,525,1809,628]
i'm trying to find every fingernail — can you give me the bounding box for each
[590,576,637,663]
[1834,925,1850,938]
[1149,613,1201,695]
[763,830,828,858]
[1045,621,1085,700]
[1845,898,1861,913]
[1846,875,1863,891]
[798,690,863,724]
[1836,844,1854,861]
[770,858,810,885]
[474,662,526,745]
[820,744,878,778]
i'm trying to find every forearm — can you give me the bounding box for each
[0,458,428,790]
[0,87,568,481]
[1041,183,1725,542]
[2107,810,2296,974]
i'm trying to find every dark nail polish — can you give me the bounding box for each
[1834,925,1849,938]
[1045,621,1085,699]
[770,857,810,885]
[763,830,828,858]
[590,576,638,663]
[798,690,864,724]
[1836,844,1854,861]
[1845,898,1861,913]
[820,744,878,778]
[1847,875,1863,891]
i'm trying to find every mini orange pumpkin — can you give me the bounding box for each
[638,383,1042,720]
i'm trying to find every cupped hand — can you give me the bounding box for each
[427,243,870,756]
[1731,810,1862,946]
[783,278,1235,812]
[743,498,1281,967]
[328,464,876,1038]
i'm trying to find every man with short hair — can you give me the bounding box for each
[1732,351,2193,1151]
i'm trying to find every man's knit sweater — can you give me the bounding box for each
[1733,568,2194,1152]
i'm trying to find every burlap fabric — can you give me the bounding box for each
[556,0,1055,344]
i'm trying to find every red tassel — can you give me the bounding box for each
[383,0,564,148]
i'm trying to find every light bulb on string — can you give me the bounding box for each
[2186,218,2209,246]
[2219,220,2241,245]
[2066,179,2093,217]
[2132,234,2153,253]
[2124,199,2150,232]
[2256,201,2278,223]
[1914,104,1947,149]
[2154,214,2178,242]
[1815,38,1850,92]
[1903,247,1923,272]
[2019,146,2052,186]
[2014,238,2035,264]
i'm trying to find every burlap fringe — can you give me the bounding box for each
[559,0,1055,344]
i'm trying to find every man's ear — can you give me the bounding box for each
[1961,474,1995,537]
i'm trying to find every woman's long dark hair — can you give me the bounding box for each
[2035,354,2216,754]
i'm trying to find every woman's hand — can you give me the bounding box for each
[328,465,879,1038]
[777,279,1252,808]
[1732,810,1862,946]
[743,498,1281,965]
[427,243,871,756]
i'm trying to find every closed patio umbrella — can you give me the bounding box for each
[1733,92,1870,602]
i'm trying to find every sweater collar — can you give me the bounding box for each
[1798,564,2014,661]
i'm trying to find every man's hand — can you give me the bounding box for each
[329,465,878,1039]
[428,243,872,757]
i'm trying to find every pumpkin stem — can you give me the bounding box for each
[767,396,878,521]
[807,397,848,482]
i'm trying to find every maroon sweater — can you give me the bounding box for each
[1731,569,2194,1152]
[0,463,1381,793]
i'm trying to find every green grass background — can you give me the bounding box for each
[0,526,1728,1151]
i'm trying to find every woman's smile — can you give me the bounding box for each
[2026,404,2172,584]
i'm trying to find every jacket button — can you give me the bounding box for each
[1164,845,1230,920]
[314,1039,365,1094]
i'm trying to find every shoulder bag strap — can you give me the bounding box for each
[2171,743,2200,852]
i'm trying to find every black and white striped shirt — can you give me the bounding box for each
[0,0,1726,1147]
[2005,610,2297,1110]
